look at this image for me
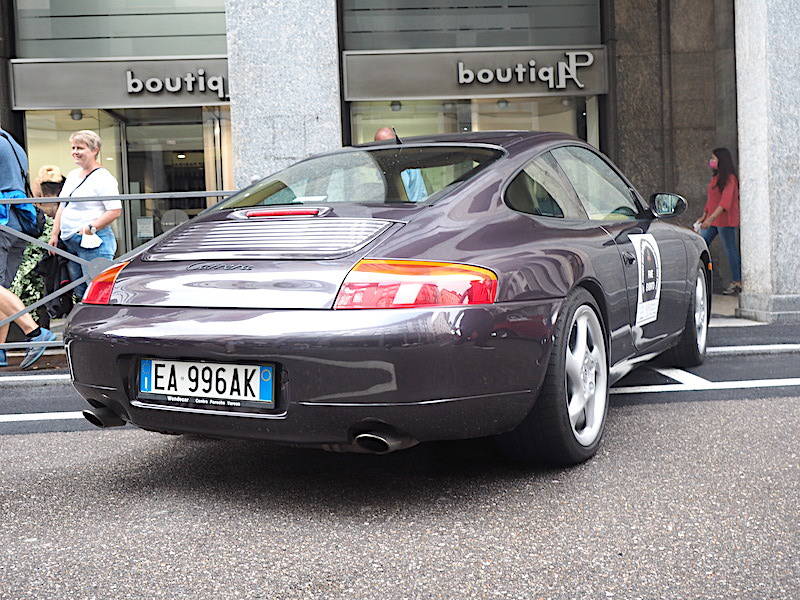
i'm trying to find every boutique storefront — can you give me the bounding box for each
[11,58,232,252]
[344,47,604,147]
[340,1,605,148]
[8,1,231,253]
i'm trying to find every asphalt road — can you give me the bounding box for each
[1,350,799,599]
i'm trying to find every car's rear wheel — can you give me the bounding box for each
[497,288,609,466]
[660,263,708,367]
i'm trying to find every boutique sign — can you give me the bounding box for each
[457,51,595,90]
[11,57,229,109]
[344,47,607,101]
[126,68,227,100]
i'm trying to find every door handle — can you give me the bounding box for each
[623,251,637,265]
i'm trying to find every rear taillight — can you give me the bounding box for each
[82,262,129,305]
[334,259,498,309]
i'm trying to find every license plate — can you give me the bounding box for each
[139,359,274,410]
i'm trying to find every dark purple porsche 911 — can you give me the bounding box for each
[66,131,710,466]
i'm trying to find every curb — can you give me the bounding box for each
[706,344,800,356]
[0,348,65,357]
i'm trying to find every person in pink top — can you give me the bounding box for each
[694,147,741,295]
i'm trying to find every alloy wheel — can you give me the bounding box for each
[564,305,608,446]
[694,270,708,354]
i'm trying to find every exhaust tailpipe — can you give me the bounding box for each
[82,407,126,428]
[353,432,416,454]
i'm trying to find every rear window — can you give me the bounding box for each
[215,146,503,209]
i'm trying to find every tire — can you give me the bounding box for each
[497,288,609,467]
[660,263,708,368]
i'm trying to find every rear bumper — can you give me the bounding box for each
[65,300,560,446]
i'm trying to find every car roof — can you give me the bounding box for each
[357,130,581,153]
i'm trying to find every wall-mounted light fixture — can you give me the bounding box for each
[70,109,83,121]
[496,99,509,110]
[177,153,186,159]
[390,101,402,112]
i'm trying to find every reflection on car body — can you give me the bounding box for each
[67,131,710,467]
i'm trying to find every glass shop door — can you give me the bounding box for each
[110,106,232,252]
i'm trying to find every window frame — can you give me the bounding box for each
[548,144,649,223]
[501,151,589,222]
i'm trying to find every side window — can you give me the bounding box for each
[551,146,641,221]
[505,154,586,219]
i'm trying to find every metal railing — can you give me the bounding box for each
[0,191,235,354]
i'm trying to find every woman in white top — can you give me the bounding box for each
[50,130,122,299]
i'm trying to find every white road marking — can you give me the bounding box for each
[707,344,800,355]
[652,368,712,386]
[0,374,72,387]
[0,411,84,423]
[612,377,800,394]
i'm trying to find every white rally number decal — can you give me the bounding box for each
[629,233,662,326]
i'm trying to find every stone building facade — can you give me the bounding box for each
[605,1,738,289]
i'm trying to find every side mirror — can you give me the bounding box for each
[649,193,687,218]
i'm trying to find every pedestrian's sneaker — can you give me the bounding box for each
[0,349,6,367]
[721,282,742,296]
[20,329,57,370]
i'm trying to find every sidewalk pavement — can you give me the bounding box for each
[707,293,800,346]
[709,293,754,326]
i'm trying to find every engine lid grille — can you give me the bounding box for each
[144,218,396,261]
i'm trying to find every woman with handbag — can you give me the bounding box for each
[694,147,742,295]
[50,130,121,299]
